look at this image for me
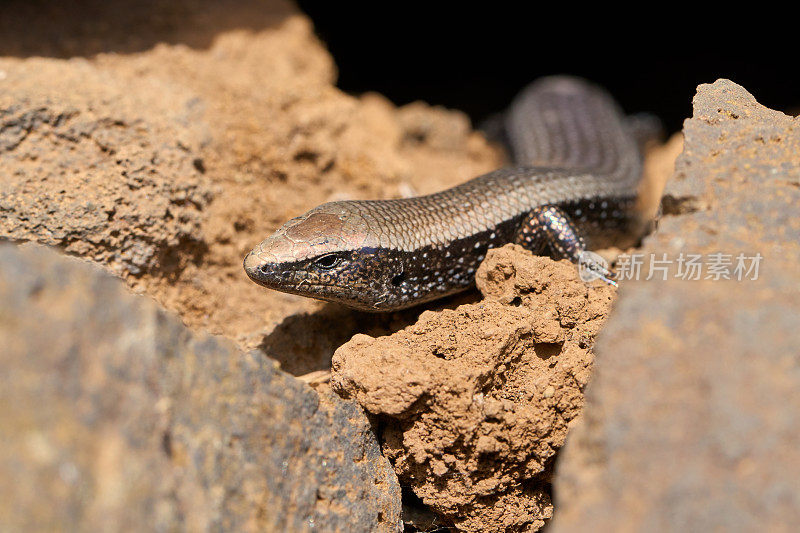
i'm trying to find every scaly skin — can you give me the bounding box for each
[244,76,651,311]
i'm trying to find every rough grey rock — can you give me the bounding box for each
[0,243,401,532]
[552,79,800,531]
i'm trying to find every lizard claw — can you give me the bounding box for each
[578,251,618,287]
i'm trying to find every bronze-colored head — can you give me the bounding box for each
[243,202,399,311]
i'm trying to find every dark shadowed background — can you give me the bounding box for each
[297,3,797,133]
[0,1,792,133]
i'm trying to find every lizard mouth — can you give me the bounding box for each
[243,252,335,292]
[243,251,270,285]
[243,252,291,289]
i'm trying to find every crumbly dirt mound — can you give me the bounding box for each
[332,245,616,531]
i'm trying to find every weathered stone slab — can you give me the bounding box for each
[0,243,401,532]
[553,79,800,531]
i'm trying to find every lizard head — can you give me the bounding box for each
[243,202,400,311]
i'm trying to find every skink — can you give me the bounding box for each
[244,76,651,311]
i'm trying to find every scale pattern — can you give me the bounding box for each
[244,76,648,311]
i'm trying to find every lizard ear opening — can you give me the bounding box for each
[391,272,405,286]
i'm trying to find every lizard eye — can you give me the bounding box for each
[314,253,341,270]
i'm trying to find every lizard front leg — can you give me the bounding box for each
[515,205,617,286]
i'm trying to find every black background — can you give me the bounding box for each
[296,3,797,134]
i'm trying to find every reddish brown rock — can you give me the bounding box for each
[0,58,212,277]
[332,245,616,532]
